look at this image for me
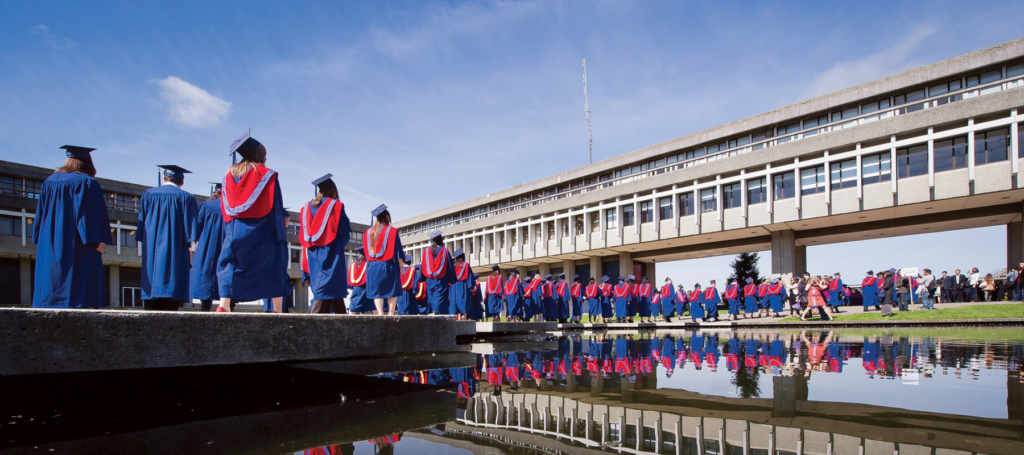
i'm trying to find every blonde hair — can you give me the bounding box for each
[369,212,392,254]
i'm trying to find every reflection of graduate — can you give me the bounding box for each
[303,443,354,455]
[485,353,504,385]
[725,336,741,371]
[505,351,522,386]
[744,337,760,369]
[704,333,720,371]
[369,434,402,455]
[768,337,786,366]
[825,341,844,373]
[661,336,677,376]
[614,337,631,375]
[689,332,706,368]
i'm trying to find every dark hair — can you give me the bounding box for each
[211,188,222,199]
[54,157,96,177]
[163,174,184,186]
[431,235,445,247]
[313,179,339,207]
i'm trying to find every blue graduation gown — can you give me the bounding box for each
[743,286,758,314]
[570,285,582,319]
[862,278,879,308]
[396,267,421,315]
[703,288,721,319]
[601,287,614,318]
[348,282,373,313]
[659,286,676,316]
[614,285,630,318]
[828,278,843,306]
[262,281,294,312]
[505,280,524,318]
[769,287,787,313]
[425,246,456,314]
[724,284,741,315]
[138,185,198,301]
[366,233,404,299]
[637,288,651,317]
[218,180,289,301]
[467,283,484,320]
[556,281,570,319]
[32,173,112,308]
[449,266,472,314]
[190,198,224,301]
[690,291,705,321]
[307,202,352,300]
[586,286,602,316]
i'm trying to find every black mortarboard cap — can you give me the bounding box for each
[453,248,465,259]
[230,129,261,162]
[559,273,565,278]
[601,275,609,282]
[403,254,413,263]
[355,246,364,255]
[371,204,388,219]
[544,274,552,280]
[428,230,443,241]
[312,173,334,194]
[157,165,191,185]
[60,145,96,160]
[618,276,625,281]
[573,274,579,281]
[693,282,701,288]
[209,182,222,195]
[491,264,500,271]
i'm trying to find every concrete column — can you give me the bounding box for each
[108,264,120,307]
[297,278,311,312]
[772,375,808,418]
[539,263,551,278]
[771,230,804,277]
[19,257,31,306]
[646,261,657,283]
[1008,221,1024,270]
[619,251,632,280]
[590,256,601,281]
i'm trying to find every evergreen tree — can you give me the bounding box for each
[727,252,763,285]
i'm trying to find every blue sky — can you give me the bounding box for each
[2,1,1022,284]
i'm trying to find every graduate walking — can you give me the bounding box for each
[637,277,653,323]
[724,278,741,320]
[191,183,225,311]
[600,276,614,321]
[742,278,757,318]
[396,257,420,315]
[217,135,290,312]
[555,273,570,323]
[32,146,112,308]
[660,278,676,322]
[703,280,721,322]
[348,247,373,313]
[504,269,524,321]
[300,174,352,314]
[569,275,583,323]
[613,276,631,323]
[688,284,705,322]
[485,265,504,321]
[585,277,601,323]
[449,249,472,318]
[138,165,198,311]
[364,205,406,315]
[862,271,880,311]
[421,231,456,314]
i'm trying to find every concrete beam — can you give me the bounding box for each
[18,257,30,306]
[0,309,459,376]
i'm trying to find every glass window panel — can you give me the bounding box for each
[622,205,635,226]
[639,201,654,223]
[862,153,892,185]
[723,183,741,208]
[700,188,717,213]
[679,193,695,216]
[896,144,928,178]
[1008,63,1024,78]
[658,197,672,219]
[976,128,1009,165]
[929,83,948,96]
[980,69,1002,84]
[748,177,767,204]
[842,106,859,119]
[773,173,795,200]
[861,101,879,114]
[800,166,826,195]
[605,209,617,229]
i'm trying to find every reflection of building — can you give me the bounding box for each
[451,376,1024,455]
[0,160,366,309]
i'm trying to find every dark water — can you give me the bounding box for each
[2,328,1024,454]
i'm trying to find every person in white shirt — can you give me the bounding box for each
[917,269,936,310]
[967,268,981,302]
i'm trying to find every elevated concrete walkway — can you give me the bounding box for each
[0,308,460,376]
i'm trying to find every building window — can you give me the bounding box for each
[747,178,767,204]
[498,231,505,249]
[861,153,892,185]
[511,228,518,246]
[658,197,672,219]
[894,89,925,106]
[119,229,137,248]
[800,166,826,195]
[773,173,795,200]
[975,128,1009,165]
[679,193,695,216]
[861,99,891,114]
[929,79,962,96]
[895,144,928,178]
[547,222,554,241]
[639,201,654,223]
[700,188,716,213]
[605,208,617,229]
[622,205,635,227]
[107,193,139,212]
[0,215,22,237]
[590,213,599,233]
[521,226,529,244]
[723,183,741,208]
[290,249,300,264]
[830,159,858,190]
[966,69,1002,87]
[574,215,584,235]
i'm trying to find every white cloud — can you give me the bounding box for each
[804,25,938,98]
[32,25,76,49]
[153,76,232,127]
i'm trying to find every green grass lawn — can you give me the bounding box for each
[779,304,1024,322]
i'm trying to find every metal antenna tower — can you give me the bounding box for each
[582,58,593,164]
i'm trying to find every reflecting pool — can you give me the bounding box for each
[2,328,1023,455]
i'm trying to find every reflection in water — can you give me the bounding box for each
[364,330,1024,455]
[3,329,1024,455]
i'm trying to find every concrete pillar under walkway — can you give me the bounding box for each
[589,256,601,281]
[619,252,632,280]
[19,257,31,306]
[1008,221,1023,270]
[771,230,805,277]
[109,264,120,307]
[539,263,551,278]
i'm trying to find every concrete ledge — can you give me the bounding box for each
[475,321,558,336]
[0,308,457,375]
[286,352,477,376]
[453,320,477,338]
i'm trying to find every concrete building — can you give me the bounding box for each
[397,37,1024,282]
[0,160,367,310]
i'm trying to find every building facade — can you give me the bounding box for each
[396,38,1024,282]
[0,160,367,309]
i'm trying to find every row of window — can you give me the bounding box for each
[403,61,1024,237]
[0,176,43,199]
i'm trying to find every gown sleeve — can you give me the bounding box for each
[31,184,45,245]
[271,182,287,241]
[77,178,112,245]
[183,194,199,243]
[336,205,352,247]
[394,235,405,263]
[136,193,147,240]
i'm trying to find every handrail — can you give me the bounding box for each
[400,74,1021,238]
